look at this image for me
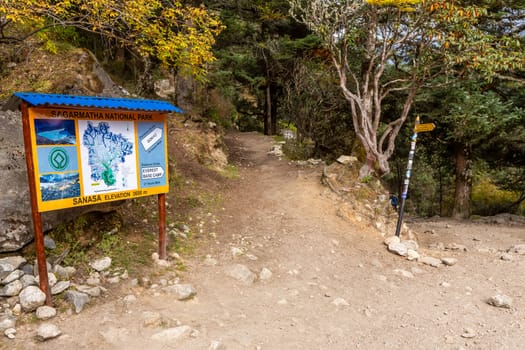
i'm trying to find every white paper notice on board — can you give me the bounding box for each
[141,127,163,151]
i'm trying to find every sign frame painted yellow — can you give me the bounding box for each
[28,107,169,212]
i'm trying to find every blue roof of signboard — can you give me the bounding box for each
[12,92,183,113]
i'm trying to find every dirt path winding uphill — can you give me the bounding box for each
[12,132,525,350]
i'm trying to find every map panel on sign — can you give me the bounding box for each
[78,120,138,195]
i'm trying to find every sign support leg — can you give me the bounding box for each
[158,193,167,259]
[21,102,52,305]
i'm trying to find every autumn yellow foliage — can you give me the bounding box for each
[0,0,224,81]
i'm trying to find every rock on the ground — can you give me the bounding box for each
[225,264,257,284]
[65,290,90,313]
[336,155,357,165]
[0,280,23,297]
[401,240,419,251]
[36,323,61,341]
[332,297,350,306]
[1,269,24,284]
[142,311,162,327]
[388,242,408,257]
[384,236,400,246]
[406,249,420,261]
[441,257,458,266]
[162,284,196,300]
[259,267,273,280]
[150,325,193,341]
[51,280,70,295]
[36,306,57,320]
[19,286,46,312]
[4,327,16,339]
[487,294,513,309]
[0,314,17,331]
[418,256,442,267]
[53,265,76,279]
[89,257,112,272]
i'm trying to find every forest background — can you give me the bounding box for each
[0,0,524,220]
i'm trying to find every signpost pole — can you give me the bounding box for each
[21,102,52,305]
[158,193,167,259]
[394,116,420,237]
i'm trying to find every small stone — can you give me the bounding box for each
[51,281,70,295]
[36,306,57,320]
[259,267,273,280]
[487,294,513,309]
[332,298,349,306]
[225,264,257,284]
[65,290,90,313]
[107,276,120,284]
[162,284,196,300]
[440,282,451,288]
[441,257,458,266]
[401,240,419,251]
[0,280,23,297]
[500,253,513,261]
[151,325,192,341]
[231,247,243,257]
[123,295,137,304]
[384,236,400,246]
[418,256,442,267]
[445,243,468,252]
[19,286,46,312]
[12,304,22,316]
[4,327,16,339]
[36,323,61,341]
[406,249,420,261]
[20,275,37,288]
[0,314,16,331]
[47,273,58,287]
[1,269,24,284]
[388,242,408,256]
[336,155,357,165]
[0,256,26,271]
[142,311,162,327]
[461,327,476,338]
[53,265,76,279]
[43,236,56,250]
[89,257,112,272]
[75,285,102,297]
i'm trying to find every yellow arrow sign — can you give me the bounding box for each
[414,123,436,133]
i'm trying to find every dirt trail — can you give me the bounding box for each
[12,132,525,349]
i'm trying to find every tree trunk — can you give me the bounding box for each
[452,144,473,219]
[270,84,277,136]
[264,82,271,135]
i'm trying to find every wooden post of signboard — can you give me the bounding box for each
[158,193,167,259]
[20,102,52,305]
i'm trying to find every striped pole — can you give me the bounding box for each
[394,116,420,237]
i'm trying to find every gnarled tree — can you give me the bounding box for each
[289,0,524,177]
